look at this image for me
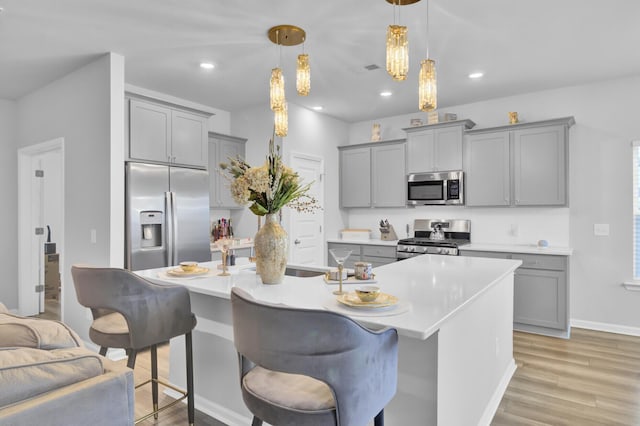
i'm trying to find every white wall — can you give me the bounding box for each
[230,102,349,255]
[0,100,18,307]
[348,74,640,331]
[17,53,125,339]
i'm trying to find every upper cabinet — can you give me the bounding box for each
[464,117,575,207]
[127,95,211,168]
[339,139,406,208]
[209,132,247,209]
[404,120,475,174]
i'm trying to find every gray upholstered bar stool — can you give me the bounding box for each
[71,265,197,425]
[230,287,398,426]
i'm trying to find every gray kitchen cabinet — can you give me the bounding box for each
[371,142,407,207]
[464,131,511,206]
[328,242,396,269]
[211,247,252,262]
[128,96,210,168]
[340,147,371,208]
[513,125,567,205]
[404,120,475,174]
[208,132,247,209]
[339,139,406,208]
[460,249,569,338]
[464,117,574,207]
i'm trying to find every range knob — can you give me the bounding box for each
[435,247,443,254]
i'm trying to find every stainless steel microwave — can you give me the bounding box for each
[407,170,464,206]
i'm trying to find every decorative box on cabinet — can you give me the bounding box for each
[338,139,406,208]
[460,249,570,338]
[464,117,574,207]
[208,132,247,209]
[404,119,475,174]
[127,94,211,168]
[327,242,396,269]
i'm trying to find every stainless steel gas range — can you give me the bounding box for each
[397,219,471,259]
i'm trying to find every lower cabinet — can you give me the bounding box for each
[327,242,396,269]
[460,250,569,337]
[211,247,252,262]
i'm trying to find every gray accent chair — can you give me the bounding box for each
[71,265,197,425]
[230,287,398,426]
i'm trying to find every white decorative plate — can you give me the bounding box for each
[336,292,398,309]
[166,266,210,277]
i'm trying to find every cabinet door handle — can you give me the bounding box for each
[294,239,301,245]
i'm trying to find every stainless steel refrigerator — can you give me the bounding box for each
[125,162,210,271]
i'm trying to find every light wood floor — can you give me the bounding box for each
[492,328,640,425]
[120,344,225,426]
[126,328,640,425]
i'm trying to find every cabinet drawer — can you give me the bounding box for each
[328,243,362,256]
[362,245,397,258]
[512,254,566,270]
[361,256,396,267]
[459,250,510,259]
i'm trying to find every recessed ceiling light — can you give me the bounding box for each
[200,62,215,70]
[380,91,392,97]
[312,106,323,111]
[468,72,484,79]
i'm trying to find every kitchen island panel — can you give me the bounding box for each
[137,254,521,425]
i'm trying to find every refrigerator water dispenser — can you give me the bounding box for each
[140,211,163,248]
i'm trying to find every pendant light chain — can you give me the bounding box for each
[418,0,437,112]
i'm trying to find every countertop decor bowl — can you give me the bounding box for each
[355,285,380,302]
[179,261,198,272]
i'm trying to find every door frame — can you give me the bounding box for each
[286,151,325,265]
[18,138,65,317]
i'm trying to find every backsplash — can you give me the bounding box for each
[346,206,570,247]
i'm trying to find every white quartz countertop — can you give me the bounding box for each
[326,238,398,246]
[461,243,573,256]
[135,254,521,340]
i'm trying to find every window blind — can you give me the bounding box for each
[633,141,640,279]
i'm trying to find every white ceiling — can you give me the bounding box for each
[1,0,639,123]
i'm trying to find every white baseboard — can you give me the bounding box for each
[479,358,517,426]
[571,319,640,337]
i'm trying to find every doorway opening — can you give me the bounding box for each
[18,138,65,319]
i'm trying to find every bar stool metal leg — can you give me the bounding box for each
[127,350,137,370]
[151,344,159,419]
[374,409,384,426]
[186,332,195,426]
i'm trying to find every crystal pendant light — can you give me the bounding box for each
[385,0,420,81]
[419,59,437,111]
[274,102,288,137]
[386,24,409,81]
[419,0,437,111]
[270,67,285,111]
[296,53,310,96]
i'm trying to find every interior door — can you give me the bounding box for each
[289,153,324,265]
[31,155,45,314]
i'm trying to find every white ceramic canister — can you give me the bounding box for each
[354,262,373,280]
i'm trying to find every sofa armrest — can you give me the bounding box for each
[0,360,134,426]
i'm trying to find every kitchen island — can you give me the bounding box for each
[136,254,521,425]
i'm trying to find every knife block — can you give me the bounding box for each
[380,224,398,241]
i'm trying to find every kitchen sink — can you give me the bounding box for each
[284,267,327,278]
